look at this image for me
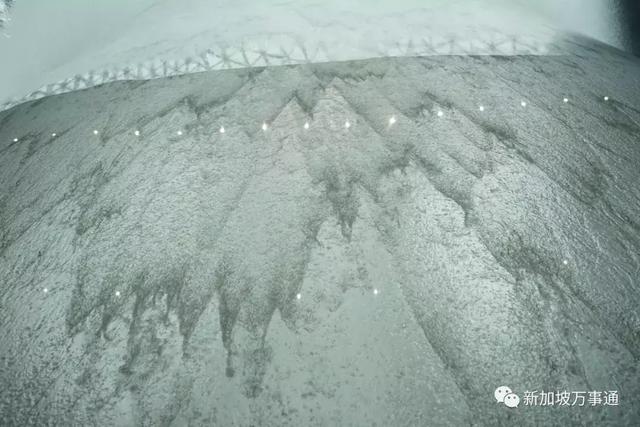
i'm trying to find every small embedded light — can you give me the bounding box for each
[296,293,302,300]
[43,288,48,294]
[13,138,18,142]
[93,130,99,135]
[304,122,309,130]
[262,122,268,131]
[177,130,183,136]
[389,116,397,126]
[437,110,444,117]
[345,120,351,129]
[563,98,569,103]
[51,133,57,137]
[219,126,225,134]
[134,130,140,136]
[373,288,379,295]
[479,105,485,112]
[520,101,527,107]
[115,291,121,297]
[604,96,609,101]
[563,259,568,265]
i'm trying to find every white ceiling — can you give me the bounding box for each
[0,0,625,105]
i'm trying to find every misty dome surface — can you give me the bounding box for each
[0,2,639,426]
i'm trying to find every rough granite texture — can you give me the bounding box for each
[0,37,639,426]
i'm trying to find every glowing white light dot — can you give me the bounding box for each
[437,110,444,117]
[51,133,57,137]
[93,130,99,135]
[563,98,569,103]
[115,291,121,297]
[479,105,485,112]
[304,122,309,130]
[563,259,568,265]
[604,96,609,101]
[43,288,48,294]
[219,126,225,134]
[262,122,268,131]
[520,101,527,107]
[373,288,379,295]
[134,130,140,136]
[345,120,351,129]
[177,130,183,136]
[389,116,397,126]
[13,138,18,142]
[296,293,302,300]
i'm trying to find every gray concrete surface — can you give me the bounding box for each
[0,37,639,425]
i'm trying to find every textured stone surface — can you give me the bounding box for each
[0,39,639,425]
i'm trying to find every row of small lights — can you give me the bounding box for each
[11,97,613,144]
[41,287,379,298]
[42,264,574,297]
[43,259,573,296]
[43,265,573,297]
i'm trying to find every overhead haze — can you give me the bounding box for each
[0,0,631,105]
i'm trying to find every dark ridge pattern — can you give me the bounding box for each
[0,43,639,425]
